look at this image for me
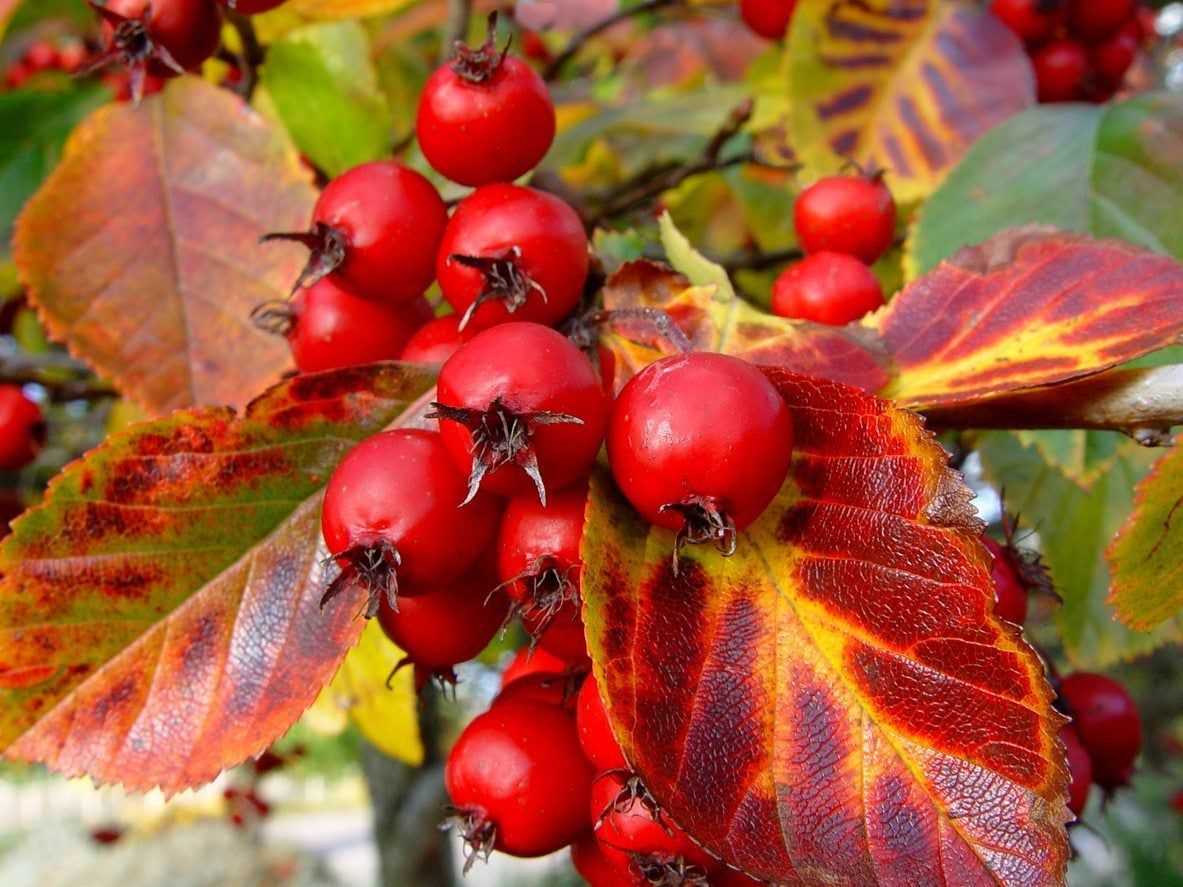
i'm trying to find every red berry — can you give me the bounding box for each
[1032,39,1088,101]
[591,772,719,880]
[430,323,609,504]
[1059,672,1142,789]
[578,671,628,773]
[606,353,793,557]
[500,645,570,687]
[793,174,896,264]
[265,161,448,303]
[1090,29,1138,87]
[24,41,61,73]
[981,536,1029,626]
[771,252,884,326]
[90,825,126,845]
[5,62,30,89]
[96,0,223,81]
[437,185,588,333]
[400,314,468,365]
[989,0,1065,44]
[218,0,287,12]
[1172,789,1183,815]
[1067,0,1136,43]
[532,613,589,662]
[376,556,508,688]
[261,279,432,373]
[58,43,90,73]
[0,386,44,471]
[570,833,637,886]
[1062,724,1092,819]
[739,0,797,39]
[320,429,501,617]
[416,24,555,186]
[495,670,580,711]
[446,699,595,861]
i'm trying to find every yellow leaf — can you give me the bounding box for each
[285,0,421,20]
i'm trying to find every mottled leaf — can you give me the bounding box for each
[908,93,1183,278]
[258,22,393,177]
[0,363,437,793]
[874,229,1183,407]
[583,371,1069,885]
[1109,443,1183,631]
[13,78,313,416]
[785,0,1034,202]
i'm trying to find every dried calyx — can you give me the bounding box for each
[659,495,738,575]
[319,538,401,619]
[260,221,348,295]
[80,1,184,102]
[450,12,509,84]
[449,247,547,330]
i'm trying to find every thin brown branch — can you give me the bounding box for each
[443,0,474,61]
[542,0,684,81]
[923,365,1183,445]
[226,11,265,101]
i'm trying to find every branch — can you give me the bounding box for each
[923,365,1183,446]
[226,12,265,101]
[442,0,474,61]
[542,0,684,81]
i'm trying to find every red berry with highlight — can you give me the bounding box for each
[1091,29,1138,88]
[578,671,627,773]
[1059,672,1142,789]
[981,536,1029,626]
[500,645,570,687]
[794,174,896,264]
[1032,39,1088,102]
[437,185,588,333]
[417,25,555,186]
[1062,724,1092,819]
[771,252,884,325]
[739,0,798,39]
[98,0,223,76]
[0,386,44,471]
[446,699,595,861]
[400,314,468,365]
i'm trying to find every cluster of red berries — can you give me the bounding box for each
[0,385,45,473]
[770,172,895,326]
[738,0,798,40]
[444,651,761,884]
[1056,671,1143,818]
[989,0,1154,102]
[3,38,89,89]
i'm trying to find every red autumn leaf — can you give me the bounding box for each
[0,363,436,793]
[877,228,1183,407]
[13,78,314,416]
[582,370,1069,885]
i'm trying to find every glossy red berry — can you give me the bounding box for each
[571,833,637,886]
[981,536,1029,626]
[1032,39,1088,102]
[739,0,797,39]
[578,671,628,773]
[0,386,45,471]
[446,699,595,863]
[400,314,468,365]
[591,772,719,880]
[607,353,793,559]
[1059,672,1142,789]
[500,644,571,687]
[1090,29,1138,88]
[218,0,287,12]
[1062,724,1092,819]
[417,21,556,186]
[437,185,588,333]
[771,251,884,326]
[494,670,580,711]
[989,0,1064,44]
[256,279,432,373]
[533,613,589,662]
[430,323,609,504]
[793,174,896,264]
[320,429,500,617]
[93,0,222,88]
[265,161,448,303]
[1067,0,1136,43]
[376,557,508,688]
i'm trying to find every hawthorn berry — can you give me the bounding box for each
[1067,0,1136,43]
[739,0,798,39]
[446,698,595,865]
[532,613,590,662]
[1062,724,1092,819]
[217,0,287,12]
[437,185,589,332]
[606,352,793,561]
[989,0,1064,45]
[0,386,45,472]
[793,173,897,264]
[376,557,509,689]
[24,42,61,73]
[591,772,719,881]
[1090,29,1138,89]
[500,644,571,687]
[416,15,556,187]
[494,670,580,711]
[1032,39,1088,102]
[400,314,468,365]
[88,0,223,97]
[771,251,884,326]
[253,278,433,373]
[320,429,500,617]
[1058,672,1142,789]
[570,833,636,886]
[429,323,609,504]
[578,671,628,773]
[981,536,1029,626]
[264,161,448,302]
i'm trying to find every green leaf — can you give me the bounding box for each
[657,211,735,301]
[976,432,1182,666]
[908,92,1183,278]
[0,84,109,251]
[4,0,92,37]
[1012,430,1124,492]
[258,21,393,177]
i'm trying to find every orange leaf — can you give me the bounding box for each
[0,363,436,793]
[874,228,1183,408]
[13,78,313,416]
[582,371,1069,885]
